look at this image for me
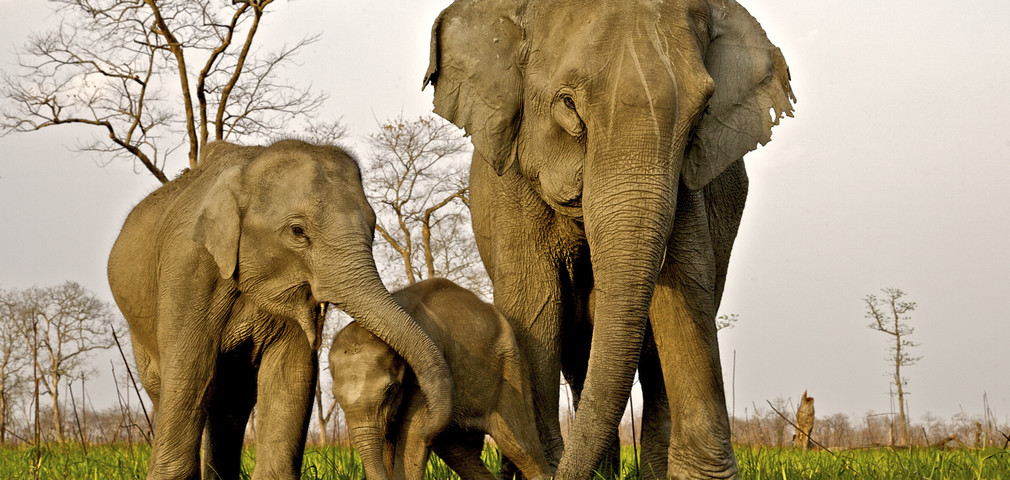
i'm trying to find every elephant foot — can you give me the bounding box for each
[665,446,737,480]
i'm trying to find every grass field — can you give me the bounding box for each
[2,443,1009,479]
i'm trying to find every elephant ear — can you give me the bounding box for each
[424,0,524,175]
[682,0,795,190]
[193,166,243,279]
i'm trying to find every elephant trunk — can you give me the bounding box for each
[348,420,392,480]
[556,130,679,476]
[313,244,453,441]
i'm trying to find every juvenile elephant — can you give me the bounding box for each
[107,140,452,480]
[330,278,551,480]
[425,0,795,478]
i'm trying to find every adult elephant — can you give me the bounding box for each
[108,140,452,480]
[424,0,794,478]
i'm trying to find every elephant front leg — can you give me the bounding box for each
[470,158,571,467]
[149,299,225,479]
[496,285,565,466]
[148,351,216,480]
[649,194,736,479]
[249,321,317,480]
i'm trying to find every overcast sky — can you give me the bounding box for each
[1,0,1008,424]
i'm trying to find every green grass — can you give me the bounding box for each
[1,443,1008,479]
[735,445,1010,480]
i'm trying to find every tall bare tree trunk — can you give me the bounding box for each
[893,310,908,446]
[0,383,6,444]
[895,368,907,445]
[52,375,64,444]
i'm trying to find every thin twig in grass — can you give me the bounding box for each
[112,326,153,438]
[111,359,150,445]
[85,389,109,444]
[752,402,769,445]
[68,379,87,453]
[765,400,842,459]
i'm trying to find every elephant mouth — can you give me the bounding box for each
[537,181,584,219]
[546,198,584,220]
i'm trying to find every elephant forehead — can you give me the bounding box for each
[244,161,366,223]
[333,372,366,405]
[526,2,689,104]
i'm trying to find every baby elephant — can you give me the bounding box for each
[331,278,552,480]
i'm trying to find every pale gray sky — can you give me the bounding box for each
[1,0,1008,423]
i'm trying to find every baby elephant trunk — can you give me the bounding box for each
[348,421,393,480]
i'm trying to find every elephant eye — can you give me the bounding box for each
[554,91,585,138]
[562,95,577,111]
[291,225,306,237]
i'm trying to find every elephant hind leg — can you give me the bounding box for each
[485,409,553,480]
[432,430,497,480]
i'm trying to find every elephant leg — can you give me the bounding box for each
[249,320,317,480]
[432,430,496,480]
[148,324,220,479]
[491,272,566,470]
[471,159,571,467]
[638,329,670,480]
[131,342,161,409]
[487,409,554,480]
[650,187,736,479]
[202,351,257,480]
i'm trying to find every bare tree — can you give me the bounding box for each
[365,114,488,296]
[0,289,31,444]
[8,282,116,445]
[864,287,920,446]
[1,0,329,183]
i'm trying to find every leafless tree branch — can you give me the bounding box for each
[1,0,327,184]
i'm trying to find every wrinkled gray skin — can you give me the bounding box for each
[108,140,452,480]
[424,0,794,478]
[331,279,552,480]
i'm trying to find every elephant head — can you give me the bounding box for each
[425,0,793,473]
[330,322,407,480]
[192,140,452,435]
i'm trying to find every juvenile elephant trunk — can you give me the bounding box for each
[315,248,453,441]
[556,133,679,477]
[348,421,391,480]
